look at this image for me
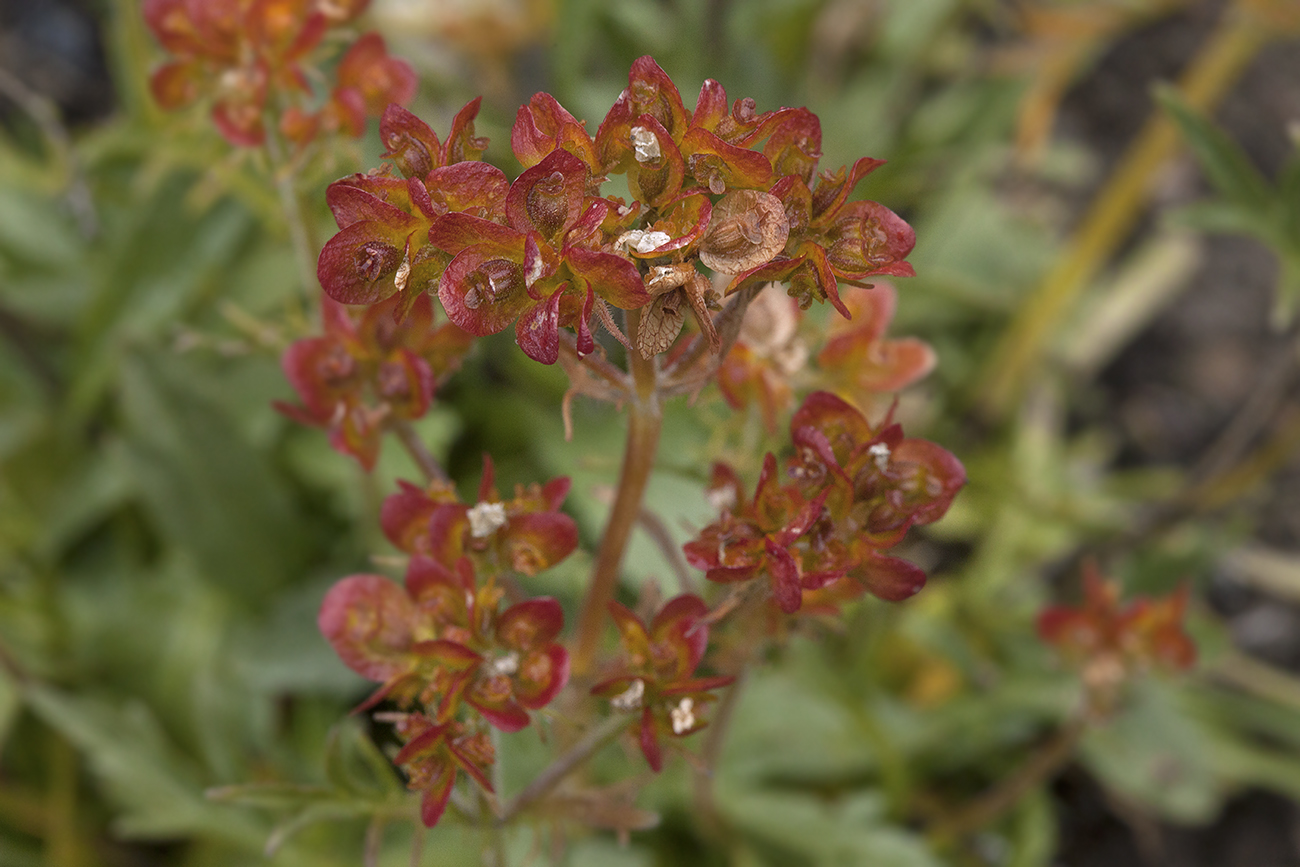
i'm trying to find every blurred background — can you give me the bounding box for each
[2,0,1300,864]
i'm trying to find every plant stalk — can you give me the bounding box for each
[573,308,663,674]
[930,716,1086,842]
[391,418,451,484]
[495,711,633,825]
[262,113,319,323]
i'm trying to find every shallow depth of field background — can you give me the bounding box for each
[2,0,1300,865]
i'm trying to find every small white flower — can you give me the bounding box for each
[635,231,671,253]
[868,442,891,472]
[485,652,520,677]
[466,501,508,538]
[615,229,672,255]
[630,126,661,163]
[706,485,737,514]
[610,678,645,711]
[669,697,695,734]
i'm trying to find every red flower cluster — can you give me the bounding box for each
[276,293,472,469]
[591,596,734,772]
[684,392,964,613]
[314,56,916,366]
[144,0,415,147]
[1038,561,1196,699]
[380,455,579,576]
[319,557,569,825]
[389,713,494,828]
[318,458,579,826]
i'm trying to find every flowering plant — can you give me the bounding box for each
[270,53,967,850]
[28,3,1300,865]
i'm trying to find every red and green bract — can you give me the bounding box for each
[313,55,917,366]
[318,556,569,731]
[143,0,414,147]
[685,392,965,613]
[591,595,734,773]
[306,56,951,830]
[380,455,579,576]
[1038,561,1196,673]
[389,713,495,829]
[275,293,471,470]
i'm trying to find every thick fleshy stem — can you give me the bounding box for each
[573,307,663,675]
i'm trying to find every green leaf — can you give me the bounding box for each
[1155,84,1272,213]
[1170,201,1277,239]
[68,180,254,417]
[1080,681,1222,823]
[0,669,20,754]
[23,685,267,845]
[719,788,940,867]
[322,718,404,799]
[1008,789,1056,867]
[206,782,348,811]
[117,350,309,604]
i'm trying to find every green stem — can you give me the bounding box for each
[391,417,451,484]
[495,711,633,825]
[481,728,506,867]
[262,116,318,320]
[573,308,663,675]
[929,717,1086,843]
[693,668,746,836]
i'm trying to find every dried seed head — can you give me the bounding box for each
[699,190,789,274]
[355,241,401,282]
[637,289,686,359]
[736,284,808,374]
[526,170,570,239]
[393,248,412,294]
[462,259,523,310]
[646,262,695,295]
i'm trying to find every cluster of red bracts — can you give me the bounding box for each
[300,58,951,829]
[144,0,415,147]
[685,392,965,614]
[314,56,917,365]
[592,596,734,773]
[318,459,578,826]
[274,293,472,469]
[1038,560,1195,713]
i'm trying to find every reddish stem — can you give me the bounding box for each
[572,308,663,674]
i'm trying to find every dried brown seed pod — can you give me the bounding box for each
[698,190,789,274]
[637,291,687,359]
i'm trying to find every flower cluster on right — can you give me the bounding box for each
[685,392,965,613]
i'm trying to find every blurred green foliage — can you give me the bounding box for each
[3,0,1300,865]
